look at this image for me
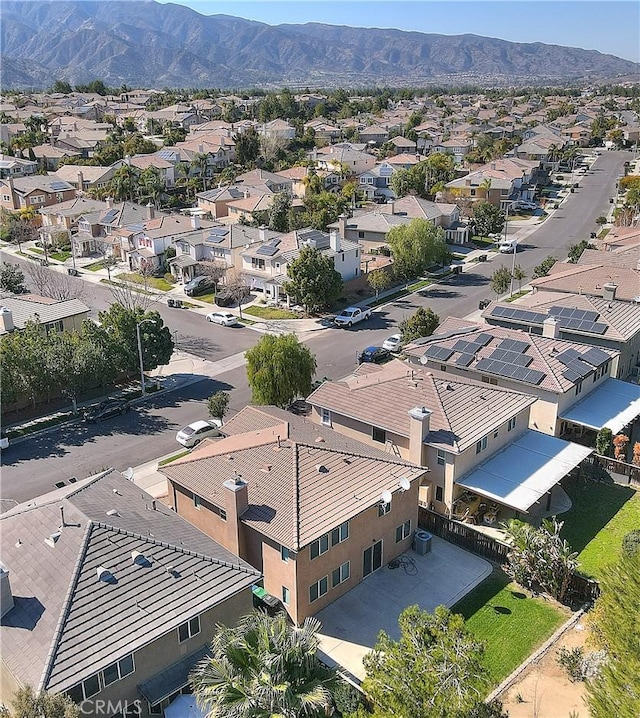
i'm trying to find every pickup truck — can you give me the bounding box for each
[334,306,372,328]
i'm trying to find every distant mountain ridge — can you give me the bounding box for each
[1,0,638,89]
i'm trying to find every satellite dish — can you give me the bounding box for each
[419,355,428,365]
[380,490,393,506]
[123,467,134,481]
[398,477,411,492]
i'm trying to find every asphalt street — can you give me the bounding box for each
[0,150,631,506]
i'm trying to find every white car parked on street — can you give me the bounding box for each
[205,311,237,326]
[382,334,402,352]
[176,419,223,447]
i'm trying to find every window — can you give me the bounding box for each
[282,586,290,605]
[435,485,444,502]
[341,253,345,261]
[251,257,265,270]
[358,231,365,239]
[178,616,200,643]
[44,320,64,334]
[321,408,331,426]
[193,494,201,509]
[281,546,290,562]
[82,675,100,699]
[102,655,135,687]
[332,561,350,588]
[378,501,391,517]
[493,429,499,439]
[372,426,386,444]
[66,686,84,704]
[476,437,488,454]
[470,189,476,197]
[29,194,45,205]
[2,194,10,202]
[309,576,328,603]
[482,376,498,385]
[331,521,349,546]
[507,417,517,432]
[437,449,446,466]
[395,520,411,543]
[575,380,583,396]
[309,533,329,560]
[440,364,447,372]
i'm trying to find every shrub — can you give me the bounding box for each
[595,427,613,457]
[622,529,640,557]
[557,646,606,682]
[333,680,365,715]
[163,272,176,284]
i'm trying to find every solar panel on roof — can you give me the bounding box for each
[473,333,493,346]
[424,345,454,361]
[556,348,583,365]
[50,181,70,190]
[549,306,599,322]
[491,305,518,319]
[488,349,533,367]
[452,339,481,354]
[257,245,279,256]
[580,347,610,367]
[562,368,584,383]
[498,338,529,353]
[102,209,118,223]
[475,358,545,385]
[490,306,546,324]
[456,353,475,367]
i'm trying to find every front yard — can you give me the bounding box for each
[243,305,299,320]
[117,272,174,292]
[453,570,568,685]
[560,478,640,580]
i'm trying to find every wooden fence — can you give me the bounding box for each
[583,453,640,487]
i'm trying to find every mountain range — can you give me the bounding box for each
[1,0,638,90]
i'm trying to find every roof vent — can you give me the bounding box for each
[131,551,151,567]
[106,509,120,516]
[96,566,115,583]
[260,464,272,473]
[315,464,329,474]
[113,489,122,495]
[14,539,22,548]
[315,436,326,443]
[45,532,61,548]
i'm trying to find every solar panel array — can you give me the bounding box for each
[490,304,609,336]
[452,339,483,354]
[257,244,280,256]
[424,345,454,361]
[206,227,228,244]
[556,347,610,383]
[498,338,529,353]
[474,333,494,346]
[102,209,118,223]
[475,358,545,385]
[50,181,70,191]
[580,347,611,367]
[456,353,475,367]
[490,305,547,324]
[488,349,533,367]
[548,306,599,322]
[556,317,608,335]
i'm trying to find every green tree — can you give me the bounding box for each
[51,79,73,94]
[490,266,512,298]
[387,219,448,282]
[0,262,27,294]
[97,305,173,375]
[595,427,613,457]
[473,201,505,237]
[400,307,440,343]
[423,152,456,196]
[533,255,557,278]
[567,239,591,263]
[283,245,343,313]
[0,685,79,718]
[586,548,640,717]
[367,268,392,298]
[246,333,317,407]
[268,191,292,232]
[234,127,260,166]
[302,191,350,231]
[512,264,527,292]
[109,164,139,202]
[207,391,230,422]
[191,612,338,718]
[362,605,494,718]
[138,166,163,207]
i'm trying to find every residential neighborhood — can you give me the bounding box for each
[1,6,640,718]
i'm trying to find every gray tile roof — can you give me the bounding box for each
[161,408,424,551]
[0,296,90,332]
[307,359,536,453]
[0,470,259,694]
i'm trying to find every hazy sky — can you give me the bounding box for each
[156,1,640,62]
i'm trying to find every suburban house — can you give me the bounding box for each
[116,154,176,189]
[196,185,257,219]
[303,118,342,143]
[402,319,640,449]
[0,155,37,179]
[431,138,472,164]
[240,227,361,302]
[160,406,426,624]
[311,145,377,176]
[276,166,342,197]
[0,470,260,717]
[482,291,640,380]
[0,295,90,335]
[357,162,397,201]
[259,119,296,141]
[49,164,116,194]
[358,125,389,145]
[235,169,293,195]
[0,176,76,211]
[444,158,538,208]
[529,264,640,302]
[39,196,109,247]
[306,360,591,529]
[388,136,417,154]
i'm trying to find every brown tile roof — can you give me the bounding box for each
[307,359,536,453]
[403,323,618,394]
[578,246,640,270]
[529,264,640,301]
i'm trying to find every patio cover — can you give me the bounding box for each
[457,430,592,513]
[165,695,205,718]
[138,647,208,706]
[559,378,640,434]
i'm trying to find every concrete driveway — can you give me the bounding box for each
[313,535,492,681]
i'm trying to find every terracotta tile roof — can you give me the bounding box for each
[578,246,639,270]
[529,264,640,302]
[307,359,536,453]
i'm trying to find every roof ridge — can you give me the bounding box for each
[429,375,460,453]
[39,520,95,692]
[527,335,566,392]
[291,439,419,468]
[292,445,302,551]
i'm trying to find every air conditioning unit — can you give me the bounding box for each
[631,366,640,378]
[413,530,432,555]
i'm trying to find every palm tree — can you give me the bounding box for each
[191,612,338,718]
[191,152,210,191]
[479,177,492,201]
[110,163,139,202]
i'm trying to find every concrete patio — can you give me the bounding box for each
[313,535,492,682]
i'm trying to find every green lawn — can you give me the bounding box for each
[560,479,640,580]
[28,247,44,255]
[50,250,71,262]
[244,305,299,320]
[117,272,173,292]
[158,449,190,466]
[505,289,531,303]
[86,260,106,271]
[453,570,567,685]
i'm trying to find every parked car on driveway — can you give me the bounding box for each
[85,398,130,423]
[206,311,237,326]
[184,276,215,296]
[382,334,402,352]
[358,346,391,364]
[176,419,223,447]
[514,200,537,211]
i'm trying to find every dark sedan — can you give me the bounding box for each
[358,346,391,364]
[84,398,130,423]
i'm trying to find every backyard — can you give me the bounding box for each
[452,570,569,685]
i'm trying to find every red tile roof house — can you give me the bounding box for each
[160,406,427,625]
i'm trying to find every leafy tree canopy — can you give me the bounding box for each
[387,218,448,281]
[0,262,27,294]
[207,391,230,421]
[0,685,79,718]
[400,307,440,344]
[490,266,512,297]
[283,245,343,313]
[473,201,505,237]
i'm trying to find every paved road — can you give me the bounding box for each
[1,150,630,505]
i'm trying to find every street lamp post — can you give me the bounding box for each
[136,318,154,396]
[509,236,520,297]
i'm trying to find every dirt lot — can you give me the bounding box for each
[502,620,590,718]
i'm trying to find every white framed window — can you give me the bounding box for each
[378,501,391,517]
[476,437,488,454]
[309,533,330,560]
[102,654,135,687]
[395,520,411,543]
[2,194,10,202]
[331,521,349,546]
[493,429,499,438]
[281,546,289,562]
[309,576,328,603]
[282,586,290,605]
[332,561,350,588]
[82,675,100,699]
[178,616,200,643]
[507,417,517,432]
[321,408,331,426]
[437,449,446,466]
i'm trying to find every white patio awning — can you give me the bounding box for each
[457,430,592,513]
[559,378,640,434]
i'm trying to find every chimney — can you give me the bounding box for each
[0,307,14,333]
[602,283,617,301]
[542,316,560,339]
[191,214,201,230]
[244,189,251,199]
[338,213,348,239]
[105,196,113,208]
[0,563,14,618]
[329,229,341,252]
[220,136,225,147]
[387,200,395,215]
[259,224,268,242]
[407,406,432,466]
[76,170,84,191]
[146,202,155,220]
[223,474,248,556]
[59,506,66,528]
